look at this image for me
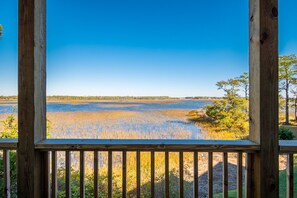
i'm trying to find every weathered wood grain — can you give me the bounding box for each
[122,151,127,198]
[150,152,155,198]
[179,152,184,198]
[51,151,57,198]
[0,139,17,149]
[65,151,71,198]
[35,139,259,152]
[193,152,198,198]
[108,151,112,198]
[18,0,47,197]
[165,152,169,198]
[4,150,11,198]
[249,0,279,196]
[223,152,228,198]
[286,154,294,198]
[80,151,85,198]
[237,152,243,198]
[208,152,213,198]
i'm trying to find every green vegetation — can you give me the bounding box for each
[189,54,297,140]
[279,54,297,124]
[0,114,18,197]
[0,151,17,197]
[0,114,18,138]
[0,113,196,197]
[0,114,51,139]
[214,165,297,198]
[53,154,193,198]
[279,126,295,140]
[0,114,52,197]
[196,72,249,139]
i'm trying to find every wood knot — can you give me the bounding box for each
[260,32,268,44]
[272,7,278,18]
[250,15,254,22]
[270,183,276,191]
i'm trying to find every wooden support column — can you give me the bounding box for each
[18,0,48,197]
[249,0,279,197]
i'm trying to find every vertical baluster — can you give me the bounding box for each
[122,151,127,198]
[287,154,294,198]
[108,151,112,198]
[151,151,155,198]
[237,152,243,198]
[94,151,98,198]
[4,150,10,198]
[179,152,184,198]
[80,151,85,198]
[194,152,198,198]
[223,152,228,198]
[45,151,50,198]
[52,151,57,198]
[208,152,213,198]
[136,151,141,198]
[165,152,169,198]
[41,151,53,198]
[245,153,252,198]
[66,151,71,198]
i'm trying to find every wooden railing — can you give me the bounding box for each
[1,139,296,197]
[0,139,17,198]
[36,139,259,198]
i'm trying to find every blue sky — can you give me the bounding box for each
[0,0,296,97]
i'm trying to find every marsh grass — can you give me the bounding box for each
[46,110,200,139]
[0,106,247,196]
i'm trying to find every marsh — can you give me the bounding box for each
[0,99,211,139]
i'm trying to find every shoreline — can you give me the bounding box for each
[0,98,214,104]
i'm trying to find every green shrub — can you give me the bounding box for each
[279,126,295,140]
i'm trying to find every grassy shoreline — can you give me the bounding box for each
[186,110,247,140]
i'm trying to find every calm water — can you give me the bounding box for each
[0,100,210,114]
[0,100,211,139]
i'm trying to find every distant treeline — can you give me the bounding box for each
[0,95,224,101]
[0,95,179,101]
[0,96,17,101]
[47,96,177,100]
[184,96,222,100]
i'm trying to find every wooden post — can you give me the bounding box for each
[249,0,279,197]
[18,0,48,197]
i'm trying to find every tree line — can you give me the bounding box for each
[205,54,297,136]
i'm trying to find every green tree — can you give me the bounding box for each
[0,114,51,138]
[206,78,248,135]
[216,79,240,99]
[279,54,297,124]
[0,114,18,138]
[236,72,249,100]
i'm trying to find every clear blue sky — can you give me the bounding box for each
[0,0,296,97]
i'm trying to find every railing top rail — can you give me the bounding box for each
[35,139,260,152]
[2,138,297,153]
[280,140,297,153]
[0,138,18,149]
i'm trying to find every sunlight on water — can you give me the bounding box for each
[0,100,210,139]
